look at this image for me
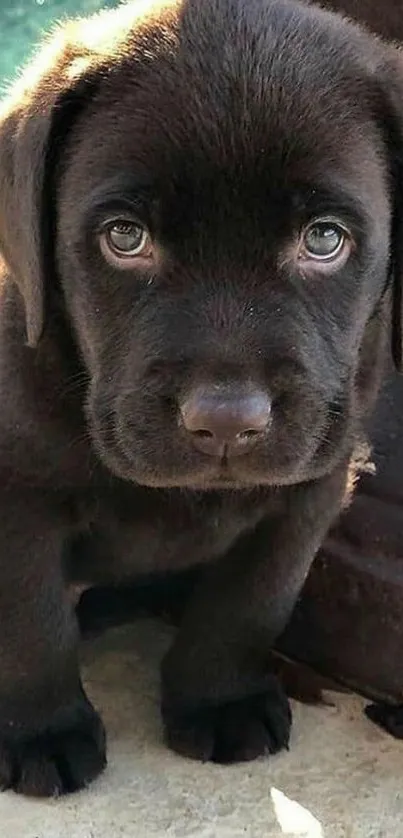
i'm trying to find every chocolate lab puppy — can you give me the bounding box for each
[0,0,402,797]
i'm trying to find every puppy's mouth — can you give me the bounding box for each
[88,393,349,490]
[93,417,268,488]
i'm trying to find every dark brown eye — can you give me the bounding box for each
[99,218,154,268]
[301,220,347,261]
[105,220,149,255]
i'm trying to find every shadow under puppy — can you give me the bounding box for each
[0,0,402,797]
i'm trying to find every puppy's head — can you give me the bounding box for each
[1,0,402,489]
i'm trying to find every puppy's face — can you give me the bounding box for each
[56,0,392,489]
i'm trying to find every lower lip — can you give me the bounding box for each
[204,472,248,488]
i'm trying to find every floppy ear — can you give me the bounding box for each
[0,31,91,346]
[0,0,148,347]
[384,77,403,374]
[0,21,107,347]
[390,200,403,373]
[376,49,403,374]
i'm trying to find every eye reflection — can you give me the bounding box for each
[302,220,346,261]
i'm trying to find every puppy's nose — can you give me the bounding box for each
[180,385,271,457]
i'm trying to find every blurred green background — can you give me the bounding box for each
[0,0,119,92]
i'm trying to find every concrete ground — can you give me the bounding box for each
[1,620,403,838]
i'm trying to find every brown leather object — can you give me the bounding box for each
[279,366,403,704]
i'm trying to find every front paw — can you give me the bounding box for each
[162,677,291,763]
[0,695,106,797]
[365,702,403,738]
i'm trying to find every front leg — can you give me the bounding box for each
[0,491,106,797]
[161,461,349,763]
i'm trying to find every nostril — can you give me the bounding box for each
[193,429,215,440]
[179,384,272,456]
[237,428,264,441]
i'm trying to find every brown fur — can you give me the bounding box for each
[0,0,402,796]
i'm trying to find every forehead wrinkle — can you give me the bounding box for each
[59,0,390,238]
[75,52,386,215]
[64,0,374,159]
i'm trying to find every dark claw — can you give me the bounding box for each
[365,702,403,738]
[163,677,292,764]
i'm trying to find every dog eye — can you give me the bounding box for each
[300,220,348,262]
[99,218,153,267]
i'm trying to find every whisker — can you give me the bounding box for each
[58,371,90,400]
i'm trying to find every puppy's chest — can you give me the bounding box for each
[70,488,275,585]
